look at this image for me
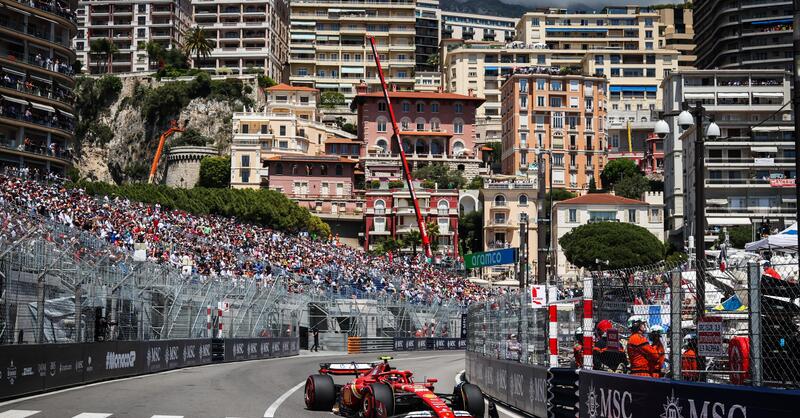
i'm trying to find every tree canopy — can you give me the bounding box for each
[412,164,466,189]
[613,174,650,200]
[459,210,484,254]
[320,91,346,108]
[559,222,665,270]
[600,158,643,190]
[198,156,230,188]
[546,188,577,202]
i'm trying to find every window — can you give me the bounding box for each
[628,209,636,223]
[520,96,528,108]
[568,209,577,223]
[241,169,250,183]
[518,194,528,206]
[431,103,439,112]
[535,115,545,129]
[275,164,283,175]
[519,79,528,93]
[402,102,410,112]
[416,118,425,131]
[494,194,506,206]
[537,79,546,90]
[260,124,268,134]
[570,80,579,92]
[589,211,616,222]
[241,155,250,167]
[552,112,563,129]
[335,164,343,176]
[550,81,562,91]
[279,125,286,136]
[431,119,440,131]
[137,28,145,38]
[454,103,463,113]
[595,55,604,64]
[378,101,387,112]
[569,96,579,108]
[454,120,464,134]
[241,124,249,134]
[537,96,545,107]
[552,153,564,167]
[401,118,410,130]
[417,102,424,112]
[567,116,577,130]
[550,96,562,107]
[585,117,593,130]
[377,118,387,132]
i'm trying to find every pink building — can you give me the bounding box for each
[351,84,486,180]
[265,155,363,219]
[364,185,460,257]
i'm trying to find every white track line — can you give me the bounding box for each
[71,414,112,418]
[263,381,305,418]
[0,411,40,418]
[150,415,184,418]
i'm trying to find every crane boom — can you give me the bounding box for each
[148,120,185,184]
[367,36,432,259]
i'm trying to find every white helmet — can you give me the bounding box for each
[650,325,664,333]
[627,315,646,329]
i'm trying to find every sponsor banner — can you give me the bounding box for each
[0,345,47,399]
[224,337,299,362]
[44,343,85,390]
[465,353,548,418]
[391,338,465,351]
[579,370,800,418]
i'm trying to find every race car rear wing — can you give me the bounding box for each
[318,362,376,375]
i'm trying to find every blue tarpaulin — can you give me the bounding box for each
[610,85,658,93]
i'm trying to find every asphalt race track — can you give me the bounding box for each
[0,352,522,418]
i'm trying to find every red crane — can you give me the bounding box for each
[148,120,185,184]
[367,36,432,259]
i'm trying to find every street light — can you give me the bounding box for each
[655,101,719,325]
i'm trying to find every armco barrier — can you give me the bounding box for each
[466,352,548,418]
[0,337,298,401]
[349,338,467,354]
[579,370,800,418]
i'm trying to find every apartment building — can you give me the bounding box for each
[500,69,608,193]
[230,83,356,189]
[657,5,695,70]
[661,70,794,246]
[440,11,517,43]
[351,85,486,181]
[0,0,77,174]
[364,184,459,256]
[414,71,441,92]
[442,39,554,145]
[415,0,440,72]
[74,0,192,74]
[553,193,664,281]
[191,0,289,80]
[694,0,794,71]
[480,178,538,278]
[288,0,416,102]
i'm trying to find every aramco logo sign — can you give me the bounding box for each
[464,248,517,269]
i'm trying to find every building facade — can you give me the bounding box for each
[288,0,416,102]
[553,193,664,280]
[364,184,459,256]
[415,0,440,72]
[441,11,516,43]
[693,0,794,71]
[230,83,356,189]
[500,70,608,193]
[352,87,486,181]
[191,0,289,80]
[74,0,192,74]
[1,0,77,174]
[480,179,538,279]
[661,69,794,246]
[657,5,695,70]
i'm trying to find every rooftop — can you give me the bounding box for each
[266,83,319,92]
[350,91,485,109]
[265,155,358,163]
[556,194,647,206]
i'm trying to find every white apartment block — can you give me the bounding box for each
[553,193,665,281]
[440,11,517,43]
[662,69,794,247]
[191,0,288,80]
[74,0,192,74]
[288,0,417,102]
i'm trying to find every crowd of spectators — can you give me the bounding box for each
[0,168,490,305]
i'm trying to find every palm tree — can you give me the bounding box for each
[89,38,117,74]
[183,26,213,69]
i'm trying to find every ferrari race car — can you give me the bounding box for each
[304,356,485,418]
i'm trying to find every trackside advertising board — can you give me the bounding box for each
[464,248,517,269]
[466,352,548,418]
[579,370,800,418]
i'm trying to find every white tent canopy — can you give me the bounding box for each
[745,223,798,252]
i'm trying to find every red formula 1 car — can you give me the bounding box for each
[304,356,485,418]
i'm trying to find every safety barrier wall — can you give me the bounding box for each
[465,352,800,418]
[346,337,467,354]
[0,337,299,400]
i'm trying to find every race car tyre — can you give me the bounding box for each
[459,383,485,418]
[362,383,394,418]
[305,374,336,411]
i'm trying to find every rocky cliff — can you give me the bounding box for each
[73,74,257,184]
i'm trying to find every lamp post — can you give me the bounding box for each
[535,148,553,285]
[793,0,800,274]
[655,101,720,325]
